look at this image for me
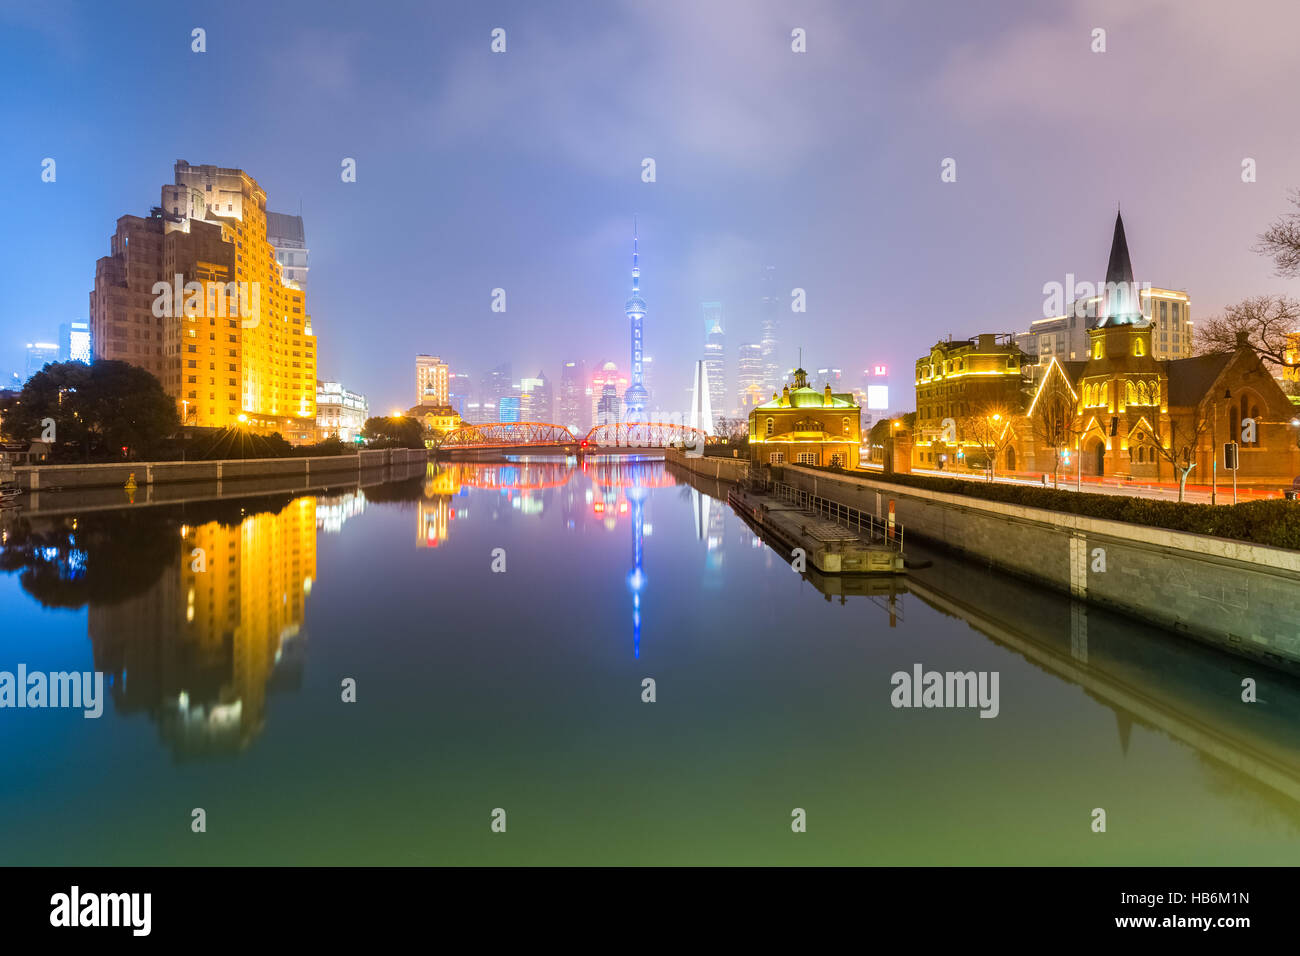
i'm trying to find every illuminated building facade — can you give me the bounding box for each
[622,224,649,422]
[1009,214,1297,484]
[592,361,627,427]
[737,343,764,411]
[406,403,461,436]
[558,360,589,435]
[60,321,91,364]
[703,302,725,425]
[748,367,861,467]
[416,355,449,407]
[316,381,368,441]
[91,161,318,440]
[913,334,1031,467]
[760,265,781,395]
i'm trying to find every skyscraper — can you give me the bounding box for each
[592,361,627,427]
[558,360,589,435]
[760,265,781,396]
[25,342,58,380]
[622,221,649,422]
[737,342,763,411]
[702,302,725,427]
[91,160,318,440]
[415,354,449,406]
[60,321,91,364]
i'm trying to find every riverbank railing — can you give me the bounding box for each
[769,480,904,552]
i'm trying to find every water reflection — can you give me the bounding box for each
[2,495,322,757]
[1,461,1298,863]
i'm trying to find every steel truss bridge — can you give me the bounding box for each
[437,420,718,452]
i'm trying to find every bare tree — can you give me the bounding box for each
[1148,413,1209,502]
[1256,188,1300,278]
[960,401,1016,480]
[1029,375,1079,488]
[1195,295,1299,373]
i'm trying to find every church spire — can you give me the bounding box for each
[1100,209,1142,326]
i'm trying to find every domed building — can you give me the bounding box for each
[747,368,861,468]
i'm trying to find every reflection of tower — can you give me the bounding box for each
[623,221,649,422]
[689,360,714,436]
[627,480,647,660]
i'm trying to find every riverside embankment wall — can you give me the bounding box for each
[663,448,749,482]
[780,465,1300,671]
[13,448,427,492]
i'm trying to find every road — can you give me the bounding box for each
[857,461,1287,504]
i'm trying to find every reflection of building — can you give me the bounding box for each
[748,367,861,467]
[87,497,317,757]
[316,381,368,441]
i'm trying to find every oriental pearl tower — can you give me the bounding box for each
[622,220,649,423]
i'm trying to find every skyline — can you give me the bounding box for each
[4,0,1300,414]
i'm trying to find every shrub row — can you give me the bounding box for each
[806,466,1300,551]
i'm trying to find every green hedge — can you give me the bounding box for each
[808,466,1300,551]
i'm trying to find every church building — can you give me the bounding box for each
[1019,212,1300,487]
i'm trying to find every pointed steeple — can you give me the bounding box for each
[1099,209,1142,326]
[1105,209,1134,290]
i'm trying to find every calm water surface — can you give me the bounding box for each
[1,457,1298,864]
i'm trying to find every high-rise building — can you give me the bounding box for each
[91,160,318,440]
[315,381,368,442]
[760,265,781,395]
[25,342,59,380]
[447,372,471,416]
[480,363,513,422]
[737,343,764,411]
[498,395,521,423]
[558,360,589,435]
[60,321,91,364]
[702,302,725,426]
[415,354,449,406]
[592,361,627,427]
[265,212,309,289]
[520,371,553,422]
[622,222,649,422]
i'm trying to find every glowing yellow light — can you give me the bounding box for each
[237,414,247,423]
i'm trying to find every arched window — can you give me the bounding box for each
[765,417,774,437]
[1094,341,1103,359]
[1134,338,1145,357]
[1137,381,1149,405]
[1125,381,1136,405]
[842,417,850,436]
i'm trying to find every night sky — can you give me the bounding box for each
[3,0,1299,414]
